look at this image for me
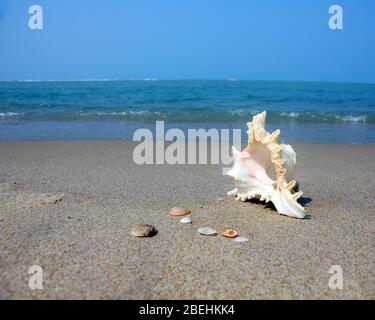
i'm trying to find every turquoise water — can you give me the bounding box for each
[0,80,374,143]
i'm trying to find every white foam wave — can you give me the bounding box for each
[129,78,158,81]
[0,112,20,117]
[280,112,299,118]
[230,109,245,115]
[17,79,119,82]
[335,115,367,122]
[230,110,262,117]
[78,110,164,117]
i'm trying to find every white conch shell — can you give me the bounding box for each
[227,111,306,219]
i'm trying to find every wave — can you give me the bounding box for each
[12,78,160,83]
[1,109,374,124]
[15,79,120,82]
[280,112,299,118]
[129,78,158,81]
[0,112,22,118]
[275,111,373,123]
[335,115,367,122]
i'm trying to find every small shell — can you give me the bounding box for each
[234,236,249,243]
[169,207,191,216]
[131,224,158,237]
[220,229,238,238]
[180,217,192,224]
[198,227,217,236]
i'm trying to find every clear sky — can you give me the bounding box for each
[0,0,374,82]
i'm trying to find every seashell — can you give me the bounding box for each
[131,224,158,237]
[180,216,192,224]
[234,236,249,243]
[226,111,306,219]
[198,227,217,236]
[169,207,191,216]
[220,229,238,238]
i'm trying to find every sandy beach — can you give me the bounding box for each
[0,141,374,299]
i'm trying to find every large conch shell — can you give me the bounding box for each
[227,111,306,219]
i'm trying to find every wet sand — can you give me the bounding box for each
[0,141,374,299]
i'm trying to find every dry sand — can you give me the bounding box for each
[0,141,374,299]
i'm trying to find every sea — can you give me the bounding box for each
[0,80,374,143]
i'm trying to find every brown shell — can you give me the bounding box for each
[220,229,238,238]
[168,207,191,216]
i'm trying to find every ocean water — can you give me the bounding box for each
[0,80,374,143]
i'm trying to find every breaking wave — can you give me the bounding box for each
[1,109,373,123]
[0,112,22,118]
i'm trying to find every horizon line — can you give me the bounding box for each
[0,78,375,85]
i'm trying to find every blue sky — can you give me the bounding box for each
[0,0,374,82]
